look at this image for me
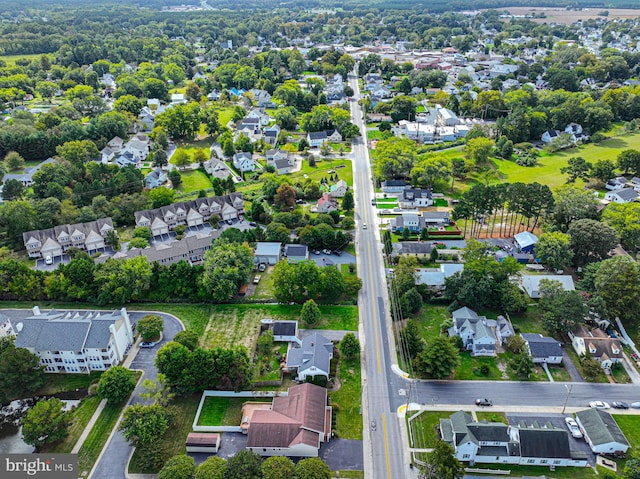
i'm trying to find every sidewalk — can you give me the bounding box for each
[71,399,107,454]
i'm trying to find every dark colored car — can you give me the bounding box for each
[249,221,257,227]
[140,341,156,348]
[612,401,629,409]
[333,250,343,256]
[475,398,493,406]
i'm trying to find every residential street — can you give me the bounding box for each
[348,72,410,479]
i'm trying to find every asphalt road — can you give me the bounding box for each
[90,311,184,479]
[349,72,408,479]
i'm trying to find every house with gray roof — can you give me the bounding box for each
[2,157,56,187]
[392,241,432,258]
[96,231,218,266]
[11,307,134,373]
[135,193,244,237]
[398,188,433,208]
[285,244,309,263]
[203,157,231,180]
[255,242,282,265]
[569,324,622,372]
[440,411,587,467]
[145,168,167,188]
[521,274,575,299]
[522,333,563,364]
[449,307,497,357]
[576,408,630,455]
[285,332,333,381]
[391,211,450,233]
[23,218,115,259]
[605,188,639,204]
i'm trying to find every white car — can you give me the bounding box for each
[589,400,610,409]
[362,223,367,229]
[564,417,583,438]
[45,256,53,265]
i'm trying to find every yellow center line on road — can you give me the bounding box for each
[382,413,392,478]
[360,174,382,374]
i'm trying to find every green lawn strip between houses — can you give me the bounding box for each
[329,357,362,440]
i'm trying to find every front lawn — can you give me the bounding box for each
[252,266,276,300]
[411,306,449,343]
[475,411,507,423]
[329,358,362,440]
[454,352,504,381]
[176,169,213,194]
[407,411,456,448]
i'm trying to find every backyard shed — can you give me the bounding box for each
[186,432,220,453]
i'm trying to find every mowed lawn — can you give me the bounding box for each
[0,53,43,65]
[176,169,212,193]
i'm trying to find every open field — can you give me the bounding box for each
[496,7,640,24]
[176,169,212,193]
[0,53,43,65]
[200,304,359,350]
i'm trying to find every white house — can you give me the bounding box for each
[233,152,256,172]
[246,108,270,126]
[449,307,497,357]
[398,188,433,208]
[285,332,333,381]
[329,179,348,198]
[575,408,630,455]
[521,274,575,299]
[254,242,282,265]
[522,333,563,364]
[440,411,588,467]
[171,93,187,104]
[606,176,629,190]
[541,129,561,143]
[569,324,622,372]
[12,307,134,373]
[605,188,638,203]
[415,264,464,288]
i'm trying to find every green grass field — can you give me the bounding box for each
[408,410,457,448]
[176,169,212,193]
[0,53,43,65]
[196,396,229,426]
[330,358,362,440]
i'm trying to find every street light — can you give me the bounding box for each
[562,384,573,414]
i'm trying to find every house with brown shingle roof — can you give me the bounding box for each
[569,324,622,372]
[244,383,332,457]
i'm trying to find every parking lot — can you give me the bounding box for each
[309,250,356,267]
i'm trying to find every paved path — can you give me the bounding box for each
[89,312,184,479]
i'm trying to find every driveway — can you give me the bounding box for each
[562,349,584,382]
[319,438,363,471]
[298,329,350,342]
[507,413,596,467]
[90,311,184,479]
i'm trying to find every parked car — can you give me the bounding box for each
[258,263,266,272]
[370,421,376,431]
[612,401,629,409]
[249,221,257,227]
[322,249,332,255]
[589,401,610,409]
[140,341,156,348]
[371,198,376,205]
[45,256,53,265]
[313,250,321,255]
[631,402,640,409]
[475,398,493,406]
[253,275,261,284]
[564,417,583,438]
[332,250,343,256]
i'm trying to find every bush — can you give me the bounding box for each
[138,315,164,341]
[306,375,327,387]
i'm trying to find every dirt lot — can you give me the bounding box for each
[495,7,640,24]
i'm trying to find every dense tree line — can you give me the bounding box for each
[155,341,252,393]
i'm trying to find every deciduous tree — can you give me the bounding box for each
[535,232,573,272]
[568,218,619,264]
[595,255,640,324]
[137,315,164,341]
[158,455,195,479]
[119,403,169,449]
[414,337,459,379]
[261,456,295,479]
[97,366,136,403]
[22,398,69,450]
